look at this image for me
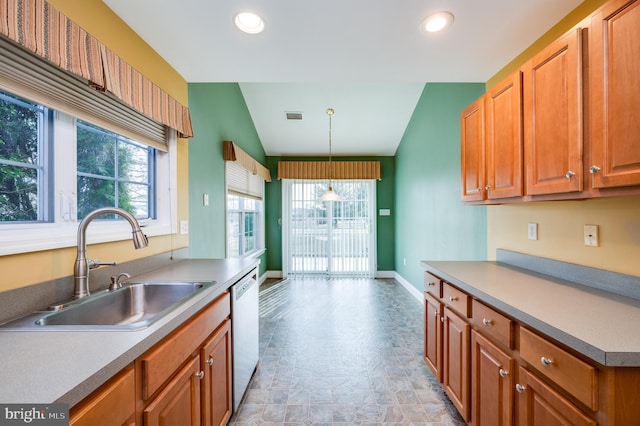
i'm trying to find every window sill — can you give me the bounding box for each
[0,220,173,256]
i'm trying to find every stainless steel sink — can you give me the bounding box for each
[0,281,215,331]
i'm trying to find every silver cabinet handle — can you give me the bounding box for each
[515,384,526,393]
[195,371,205,379]
[485,185,491,191]
[589,165,601,174]
[474,187,482,193]
[499,369,508,378]
[482,318,492,326]
[427,281,436,287]
[449,296,457,302]
[441,316,445,323]
[541,356,553,366]
[434,311,438,318]
[565,171,576,179]
[206,357,214,366]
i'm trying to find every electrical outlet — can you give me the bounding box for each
[203,193,209,207]
[528,222,538,240]
[584,225,598,247]
[180,220,189,235]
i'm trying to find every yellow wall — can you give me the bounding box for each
[486,0,640,277]
[0,0,189,292]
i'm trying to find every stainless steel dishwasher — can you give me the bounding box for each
[230,269,259,411]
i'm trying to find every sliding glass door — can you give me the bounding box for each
[282,179,376,277]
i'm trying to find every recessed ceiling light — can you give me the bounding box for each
[234,11,264,34]
[421,11,454,33]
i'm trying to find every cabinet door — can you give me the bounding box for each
[471,330,514,426]
[70,365,135,426]
[424,292,443,382]
[516,366,595,426]
[144,356,202,426]
[201,319,232,426]
[523,29,583,195]
[461,97,486,201]
[485,72,523,199]
[589,0,640,188]
[443,307,470,421]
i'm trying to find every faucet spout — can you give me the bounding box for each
[74,207,148,299]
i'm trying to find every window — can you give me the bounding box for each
[76,121,155,220]
[0,92,51,223]
[225,161,265,258]
[0,89,176,256]
[227,194,262,257]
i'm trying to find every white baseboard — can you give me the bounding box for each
[375,270,396,278]
[265,270,283,279]
[393,272,423,302]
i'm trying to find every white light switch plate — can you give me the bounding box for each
[528,222,538,240]
[180,220,189,235]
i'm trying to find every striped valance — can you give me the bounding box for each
[223,141,272,182]
[0,0,193,138]
[278,161,381,180]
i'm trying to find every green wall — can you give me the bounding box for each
[187,83,267,274]
[394,83,487,291]
[264,156,396,273]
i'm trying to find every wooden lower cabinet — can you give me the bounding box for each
[443,306,471,422]
[143,356,202,426]
[201,318,233,426]
[69,364,136,426]
[516,366,595,426]
[424,292,443,382]
[470,330,514,426]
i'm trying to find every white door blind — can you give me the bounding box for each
[282,179,376,278]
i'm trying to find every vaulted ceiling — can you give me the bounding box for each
[104,0,583,156]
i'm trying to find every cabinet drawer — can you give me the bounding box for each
[472,300,513,349]
[442,282,470,318]
[519,327,597,410]
[424,272,442,298]
[139,292,230,400]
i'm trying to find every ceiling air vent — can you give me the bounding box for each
[285,112,303,120]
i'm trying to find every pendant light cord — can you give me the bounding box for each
[327,107,334,189]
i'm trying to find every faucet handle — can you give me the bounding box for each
[88,259,117,269]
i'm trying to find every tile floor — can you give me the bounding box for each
[228,277,466,425]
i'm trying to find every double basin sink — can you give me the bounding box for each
[0,280,216,331]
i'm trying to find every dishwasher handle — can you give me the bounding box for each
[234,272,257,300]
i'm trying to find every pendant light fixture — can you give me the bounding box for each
[319,107,342,201]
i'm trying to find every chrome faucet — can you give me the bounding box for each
[73,207,148,299]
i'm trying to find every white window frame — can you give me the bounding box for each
[0,110,177,256]
[225,161,266,259]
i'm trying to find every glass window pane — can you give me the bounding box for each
[0,95,40,164]
[0,165,38,221]
[119,182,149,219]
[227,211,241,256]
[118,141,149,182]
[77,124,115,176]
[77,175,115,219]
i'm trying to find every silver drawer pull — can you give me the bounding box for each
[589,165,601,174]
[565,170,576,179]
[499,369,508,378]
[195,371,205,379]
[449,296,458,302]
[482,318,492,326]
[428,281,435,286]
[515,384,526,393]
[206,357,214,366]
[441,316,445,323]
[541,356,553,366]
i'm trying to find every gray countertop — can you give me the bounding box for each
[421,260,640,367]
[0,257,259,406]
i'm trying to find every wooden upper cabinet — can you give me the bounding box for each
[485,72,523,199]
[523,28,583,195]
[589,0,640,188]
[461,97,486,201]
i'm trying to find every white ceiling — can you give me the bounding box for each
[103,0,583,156]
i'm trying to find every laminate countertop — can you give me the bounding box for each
[421,260,640,367]
[0,257,259,406]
